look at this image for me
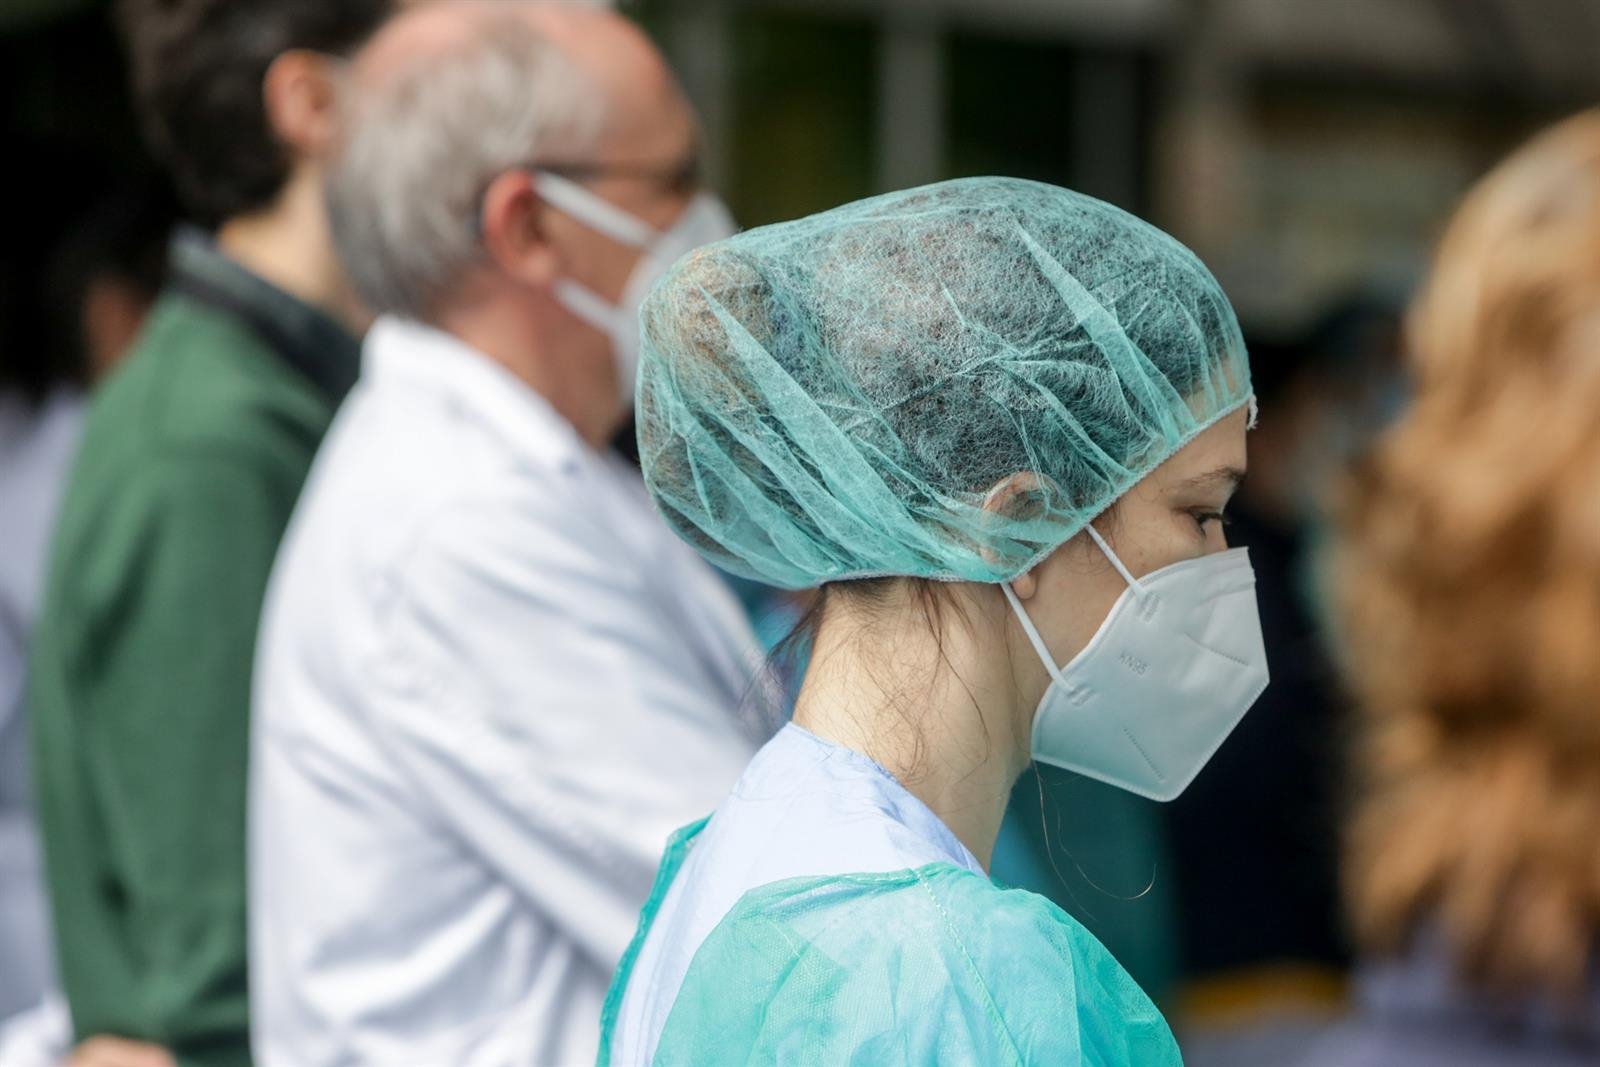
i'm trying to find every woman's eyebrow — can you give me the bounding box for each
[1172,466,1247,495]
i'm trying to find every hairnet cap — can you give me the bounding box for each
[638,176,1253,590]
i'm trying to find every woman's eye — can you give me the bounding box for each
[1190,510,1229,533]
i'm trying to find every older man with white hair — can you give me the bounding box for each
[247,5,767,1064]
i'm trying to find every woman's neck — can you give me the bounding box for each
[790,589,1029,870]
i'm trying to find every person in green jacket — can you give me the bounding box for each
[25,2,391,1065]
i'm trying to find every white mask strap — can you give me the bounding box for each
[551,277,621,335]
[1003,520,1145,683]
[534,171,659,249]
[1083,523,1144,593]
[1001,582,1069,687]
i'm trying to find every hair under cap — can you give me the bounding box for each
[638,176,1253,589]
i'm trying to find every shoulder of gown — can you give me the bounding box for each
[653,862,1181,1067]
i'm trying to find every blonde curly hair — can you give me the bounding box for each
[1337,110,1600,995]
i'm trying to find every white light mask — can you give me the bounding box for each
[534,171,736,408]
[1002,524,1269,802]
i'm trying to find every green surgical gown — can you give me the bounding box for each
[599,818,1182,1065]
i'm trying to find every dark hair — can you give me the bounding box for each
[115,0,391,227]
[39,183,178,387]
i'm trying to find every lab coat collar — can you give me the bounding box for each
[363,314,590,476]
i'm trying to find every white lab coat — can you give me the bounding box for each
[249,317,769,1067]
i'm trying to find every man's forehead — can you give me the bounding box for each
[352,3,480,84]
[356,2,644,81]
[354,0,691,165]
[554,14,691,159]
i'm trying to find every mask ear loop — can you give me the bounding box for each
[1001,582,1068,687]
[1002,521,1144,683]
[533,171,659,248]
[1082,523,1145,594]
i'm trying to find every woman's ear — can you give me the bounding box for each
[981,471,1045,517]
[1010,567,1038,601]
[978,470,1049,571]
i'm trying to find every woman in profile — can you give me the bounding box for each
[600,176,1268,1064]
[1318,112,1600,1065]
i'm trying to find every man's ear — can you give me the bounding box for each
[263,50,345,158]
[480,170,560,288]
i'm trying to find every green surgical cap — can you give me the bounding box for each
[637,176,1253,590]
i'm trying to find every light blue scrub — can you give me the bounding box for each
[603,723,1181,1065]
